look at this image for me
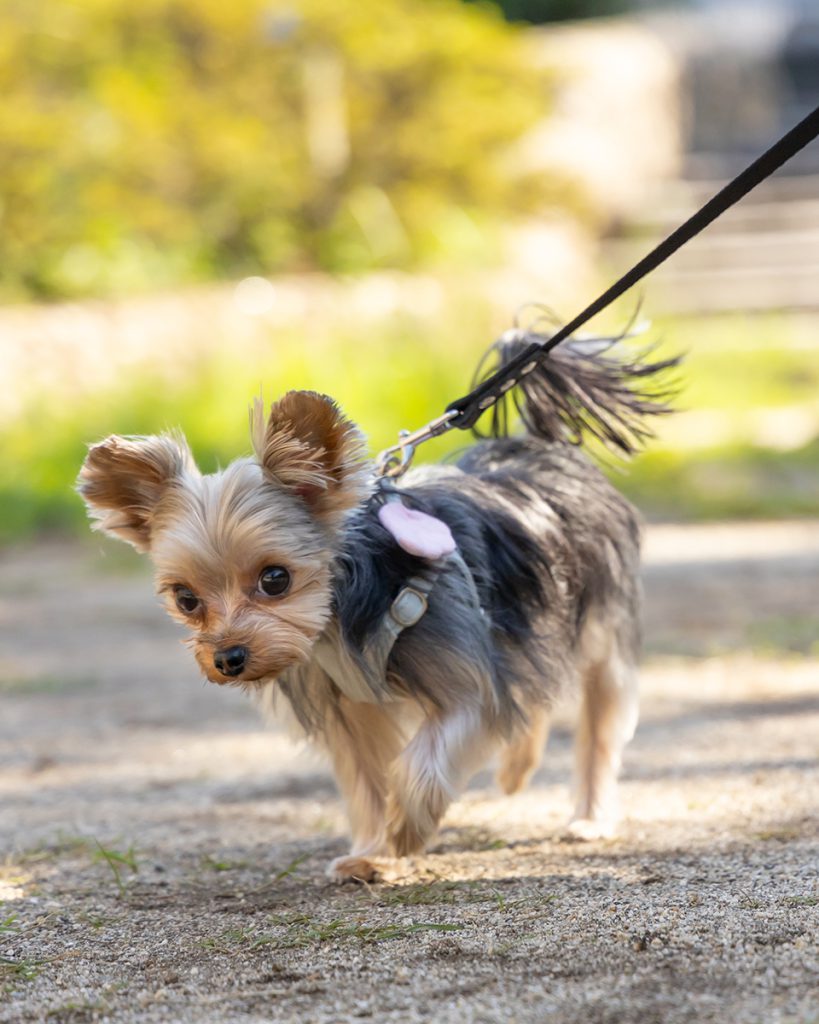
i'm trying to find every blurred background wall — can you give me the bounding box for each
[0,0,817,541]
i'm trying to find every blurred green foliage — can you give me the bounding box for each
[0,0,556,301]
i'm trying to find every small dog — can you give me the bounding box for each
[78,333,674,882]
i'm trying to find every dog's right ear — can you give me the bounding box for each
[77,434,196,552]
[250,392,368,526]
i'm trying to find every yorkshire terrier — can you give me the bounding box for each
[78,332,674,882]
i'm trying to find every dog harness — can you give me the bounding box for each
[312,494,484,704]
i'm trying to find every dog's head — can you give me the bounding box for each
[77,391,369,686]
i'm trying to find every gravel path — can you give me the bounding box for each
[1,522,817,1023]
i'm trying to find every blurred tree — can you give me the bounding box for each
[0,0,557,300]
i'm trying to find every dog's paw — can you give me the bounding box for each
[326,855,380,884]
[564,818,617,842]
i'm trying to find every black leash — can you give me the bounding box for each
[376,103,819,477]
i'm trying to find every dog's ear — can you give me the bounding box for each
[251,391,368,523]
[77,434,196,552]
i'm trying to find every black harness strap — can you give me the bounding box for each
[444,103,819,431]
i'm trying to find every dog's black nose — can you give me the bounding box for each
[213,645,248,677]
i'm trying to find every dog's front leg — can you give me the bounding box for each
[324,697,403,883]
[496,706,550,795]
[387,706,491,857]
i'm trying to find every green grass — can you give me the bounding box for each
[0,308,487,543]
[622,438,819,521]
[91,841,139,898]
[376,881,479,906]
[0,955,42,983]
[1,306,816,543]
[651,310,819,411]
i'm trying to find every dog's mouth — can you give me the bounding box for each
[208,672,273,689]
[191,630,319,688]
[205,663,275,687]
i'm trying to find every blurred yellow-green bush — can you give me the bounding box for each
[0,0,555,301]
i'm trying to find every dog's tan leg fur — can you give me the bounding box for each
[387,707,492,856]
[569,649,638,840]
[324,698,403,882]
[496,707,550,795]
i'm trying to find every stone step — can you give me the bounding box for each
[606,227,819,273]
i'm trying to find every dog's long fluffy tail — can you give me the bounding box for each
[474,330,680,456]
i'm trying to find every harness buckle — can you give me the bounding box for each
[389,585,429,628]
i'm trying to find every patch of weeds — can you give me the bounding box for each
[738,889,765,910]
[0,914,19,935]
[278,919,462,947]
[740,898,764,910]
[274,852,310,881]
[267,912,312,927]
[200,855,248,873]
[76,912,113,930]
[200,924,270,955]
[19,832,93,864]
[0,955,43,982]
[784,895,818,907]
[354,922,462,943]
[201,915,462,953]
[377,881,481,907]
[92,841,138,897]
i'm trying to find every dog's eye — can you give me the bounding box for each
[174,586,200,615]
[258,566,291,597]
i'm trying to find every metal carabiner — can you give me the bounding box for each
[374,410,459,480]
[375,430,416,479]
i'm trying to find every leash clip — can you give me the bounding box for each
[375,410,458,479]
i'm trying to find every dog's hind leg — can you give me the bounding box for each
[324,698,404,882]
[496,707,550,795]
[387,706,493,857]
[568,630,638,840]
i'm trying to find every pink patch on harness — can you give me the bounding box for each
[377,501,456,559]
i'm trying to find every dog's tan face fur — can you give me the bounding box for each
[78,391,369,686]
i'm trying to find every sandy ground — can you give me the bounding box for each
[0,522,817,1024]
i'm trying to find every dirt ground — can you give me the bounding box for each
[1,521,817,1024]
